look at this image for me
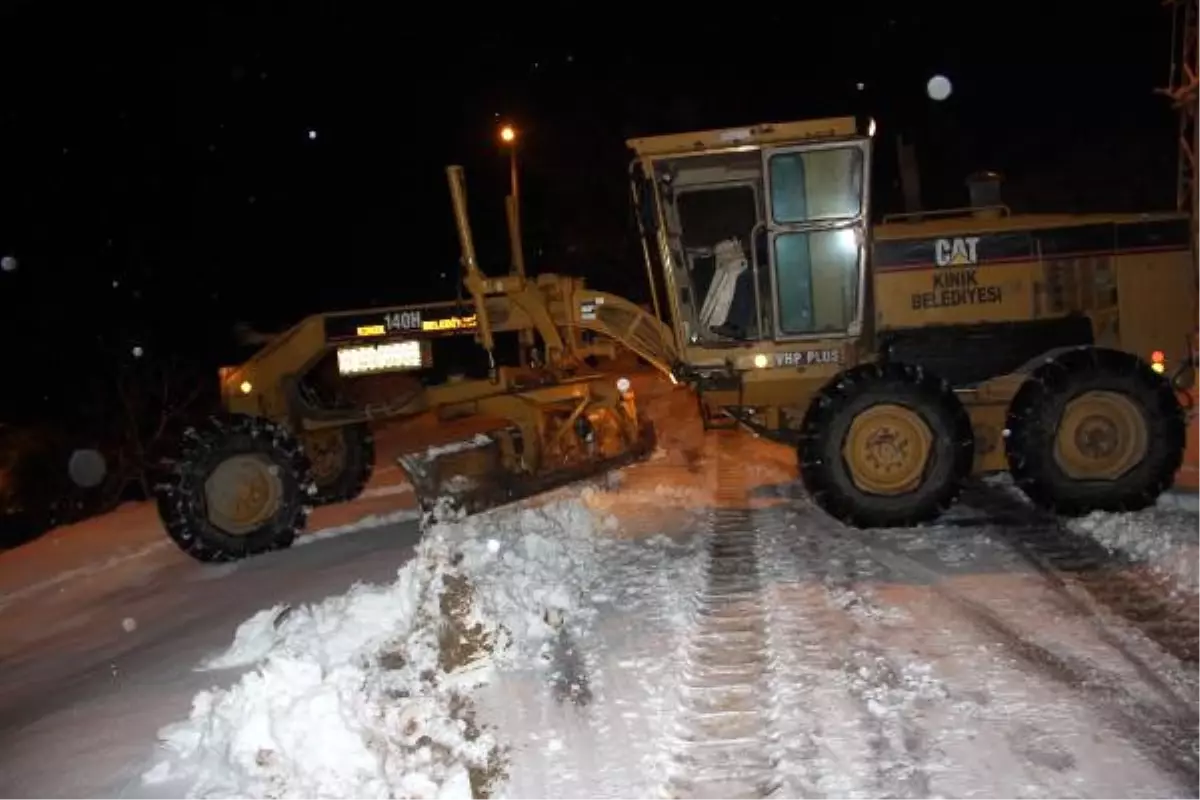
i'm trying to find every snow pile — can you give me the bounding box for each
[1069,505,1200,594]
[144,498,612,799]
[436,501,615,662]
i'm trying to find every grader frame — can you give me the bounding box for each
[154,166,678,562]
[221,169,675,431]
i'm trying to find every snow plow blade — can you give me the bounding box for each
[398,422,656,526]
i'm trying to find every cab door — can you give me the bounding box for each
[761,139,871,341]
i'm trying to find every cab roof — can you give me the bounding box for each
[626,117,858,158]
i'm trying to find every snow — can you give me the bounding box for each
[1068,497,1200,594]
[147,563,457,799]
[142,498,624,798]
[134,385,1200,799]
[4,372,1199,799]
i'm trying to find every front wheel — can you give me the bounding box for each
[1005,346,1185,515]
[798,362,975,528]
[155,414,316,562]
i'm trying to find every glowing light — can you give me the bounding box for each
[753,354,769,369]
[616,377,631,394]
[337,340,424,375]
[1151,350,1165,363]
[1151,361,1166,374]
[927,75,953,101]
[834,227,861,253]
[422,314,477,332]
[500,125,516,144]
[239,380,253,394]
[307,129,318,141]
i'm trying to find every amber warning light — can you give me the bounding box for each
[1151,350,1166,374]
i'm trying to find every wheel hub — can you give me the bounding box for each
[842,403,933,495]
[1054,390,1148,481]
[1075,415,1120,459]
[203,454,284,536]
[303,428,348,486]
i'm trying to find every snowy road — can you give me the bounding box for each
[0,508,423,797]
[1,378,1197,799]
[479,433,1199,800]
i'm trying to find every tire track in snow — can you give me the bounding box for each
[960,481,1200,666]
[755,485,1195,797]
[863,542,1200,787]
[662,443,780,799]
[759,507,943,799]
[664,435,952,798]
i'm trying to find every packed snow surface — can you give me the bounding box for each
[143,451,1199,799]
[1069,499,1200,594]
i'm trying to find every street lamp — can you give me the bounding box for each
[499,123,534,365]
[499,123,526,280]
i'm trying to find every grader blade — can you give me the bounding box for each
[397,422,657,526]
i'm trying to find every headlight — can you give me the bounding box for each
[616,377,632,394]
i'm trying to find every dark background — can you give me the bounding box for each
[0,1,1188,428]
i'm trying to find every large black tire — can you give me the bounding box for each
[1005,346,1185,515]
[798,361,975,528]
[155,414,316,562]
[304,424,375,506]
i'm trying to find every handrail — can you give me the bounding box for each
[882,204,1011,224]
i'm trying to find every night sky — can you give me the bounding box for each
[0,1,1186,427]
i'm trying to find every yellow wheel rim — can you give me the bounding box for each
[1053,390,1148,481]
[204,454,284,535]
[304,428,348,486]
[842,403,933,495]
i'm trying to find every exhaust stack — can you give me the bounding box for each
[966,170,1005,219]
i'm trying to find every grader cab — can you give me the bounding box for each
[628,116,1194,527]
[154,167,677,562]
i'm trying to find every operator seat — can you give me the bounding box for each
[699,238,751,337]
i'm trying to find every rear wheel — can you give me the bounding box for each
[155,414,315,562]
[1005,346,1185,515]
[302,424,375,505]
[798,362,975,527]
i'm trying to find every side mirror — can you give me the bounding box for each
[67,449,107,489]
[1172,358,1196,392]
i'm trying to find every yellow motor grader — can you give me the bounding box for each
[628,116,1194,527]
[154,115,1194,563]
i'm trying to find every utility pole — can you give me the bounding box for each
[1161,0,1198,256]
